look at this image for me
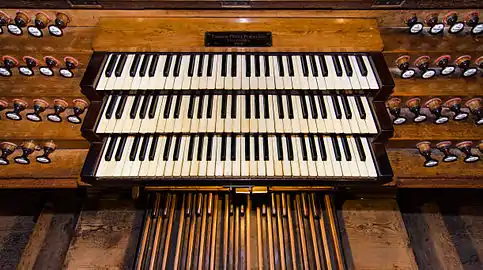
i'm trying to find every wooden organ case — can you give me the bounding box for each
[0,1,481,269]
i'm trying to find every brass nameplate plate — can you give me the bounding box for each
[205,31,272,47]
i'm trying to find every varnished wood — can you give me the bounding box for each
[93,17,383,52]
[392,77,483,98]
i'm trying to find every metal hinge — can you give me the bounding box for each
[234,186,268,194]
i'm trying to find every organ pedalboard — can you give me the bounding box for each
[79,17,395,188]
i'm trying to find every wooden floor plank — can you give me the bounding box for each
[63,196,144,269]
[338,198,418,270]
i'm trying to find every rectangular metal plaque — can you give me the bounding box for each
[205,32,272,47]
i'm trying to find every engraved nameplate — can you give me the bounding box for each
[205,31,272,47]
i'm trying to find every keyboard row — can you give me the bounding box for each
[95,94,377,134]
[96,53,380,91]
[94,134,378,179]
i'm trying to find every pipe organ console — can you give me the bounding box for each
[0,1,481,269]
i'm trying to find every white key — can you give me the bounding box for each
[325,136,342,177]
[207,135,217,177]
[148,136,164,177]
[363,56,379,89]
[225,54,233,90]
[249,136,258,177]
[338,96,353,133]
[224,135,232,177]
[173,136,187,177]
[96,54,113,91]
[197,95,208,133]
[306,55,319,90]
[115,136,134,177]
[349,136,368,177]
[180,55,191,90]
[345,56,361,90]
[294,55,308,89]
[223,95,232,132]
[272,136,283,177]
[139,55,153,90]
[206,95,218,133]
[154,55,167,90]
[323,55,336,90]
[164,135,178,176]
[164,55,176,90]
[263,95,274,133]
[241,55,250,90]
[338,56,352,89]
[281,95,292,133]
[115,54,133,90]
[241,136,249,177]
[216,95,225,133]
[361,137,378,177]
[105,54,121,90]
[233,55,242,90]
[264,136,275,177]
[164,95,177,133]
[295,137,308,177]
[340,136,358,177]
[155,136,169,176]
[232,136,241,177]
[215,136,224,177]
[180,96,192,133]
[349,96,366,133]
[130,54,145,91]
[306,136,322,177]
[215,54,224,89]
[189,95,200,132]
[319,95,332,133]
[362,97,378,134]
[272,56,284,90]
[96,137,112,176]
[294,95,307,133]
[287,136,299,177]
[350,56,369,89]
[249,55,258,90]
[189,135,201,177]
[305,95,318,133]
[233,95,242,133]
[127,136,143,177]
[326,96,342,133]
[241,95,250,133]
[316,135,331,177]
[207,55,218,90]
[282,56,293,89]
[96,96,112,133]
[266,56,276,89]
[312,95,326,133]
[250,95,258,133]
[272,95,283,133]
[291,55,302,89]
[123,55,137,90]
[190,55,200,90]
[181,135,194,177]
[139,95,157,133]
[113,96,130,133]
[313,55,327,90]
[258,95,267,133]
[258,56,267,90]
[154,95,167,133]
[197,135,209,177]
[198,55,209,90]
[105,96,121,133]
[257,135,266,177]
[138,136,153,177]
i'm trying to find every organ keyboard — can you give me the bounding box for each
[80,17,394,186]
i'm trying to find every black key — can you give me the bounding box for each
[206,94,214,119]
[263,135,269,161]
[173,95,182,119]
[149,136,158,161]
[130,136,141,161]
[254,95,260,119]
[355,96,366,119]
[300,55,309,77]
[318,55,328,77]
[207,54,214,77]
[255,55,261,77]
[300,135,308,161]
[163,54,173,77]
[263,94,270,119]
[139,135,149,161]
[254,135,260,161]
[308,135,317,161]
[148,54,159,77]
[276,95,284,119]
[105,136,118,161]
[317,95,327,119]
[115,94,127,119]
[188,55,195,77]
[317,135,327,161]
[163,95,173,118]
[221,135,227,161]
[286,96,294,119]
[332,55,342,77]
[197,54,204,77]
[245,134,250,161]
[196,135,204,161]
[245,95,251,119]
[264,55,270,77]
[105,95,119,120]
[309,55,318,77]
[163,135,173,161]
[173,135,182,161]
[299,95,308,119]
[114,54,127,77]
[197,94,205,119]
[287,56,295,76]
[331,95,342,119]
[187,95,196,118]
[130,94,141,119]
[139,94,150,119]
[148,95,159,119]
[187,135,196,161]
[130,54,141,77]
[231,54,237,77]
[231,94,237,118]
[354,136,366,161]
[245,55,251,77]
[173,55,182,77]
[276,135,283,161]
[286,135,294,161]
[341,136,352,161]
[342,55,353,76]
[115,136,127,161]
[331,136,341,161]
[105,54,119,77]
[231,134,237,161]
[139,54,150,77]
[356,55,368,76]
[308,94,318,119]
[221,95,227,119]
[341,95,352,119]
[221,54,227,77]
[277,56,284,76]
[206,135,213,161]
